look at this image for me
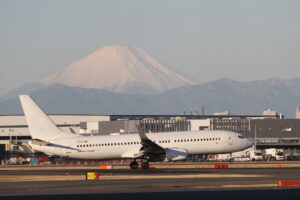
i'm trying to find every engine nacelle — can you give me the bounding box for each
[165,148,188,161]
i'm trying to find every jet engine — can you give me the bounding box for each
[165,148,188,161]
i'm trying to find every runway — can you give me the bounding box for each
[1,163,300,199]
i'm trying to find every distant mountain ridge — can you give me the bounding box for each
[0,77,299,117]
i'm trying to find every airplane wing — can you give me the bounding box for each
[121,149,145,158]
[136,125,165,156]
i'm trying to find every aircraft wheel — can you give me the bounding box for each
[141,161,150,169]
[130,160,139,169]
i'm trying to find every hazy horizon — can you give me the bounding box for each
[1,0,300,96]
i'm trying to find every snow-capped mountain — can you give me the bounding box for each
[43,45,194,94]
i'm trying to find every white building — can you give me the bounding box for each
[214,111,230,116]
[262,109,279,118]
[296,106,300,119]
[189,119,211,131]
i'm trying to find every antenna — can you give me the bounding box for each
[201,106,205,115]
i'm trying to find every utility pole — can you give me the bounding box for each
[254,124,257,151]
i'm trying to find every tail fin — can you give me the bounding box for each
[19,95,74,142]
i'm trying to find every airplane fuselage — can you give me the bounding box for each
[30,130,252,160]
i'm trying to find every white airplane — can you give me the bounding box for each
[19,95,253,169]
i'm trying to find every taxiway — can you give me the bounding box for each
[1,163,300,196]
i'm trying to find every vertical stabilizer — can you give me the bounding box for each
[19,95,74,142]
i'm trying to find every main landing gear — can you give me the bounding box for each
[141,160,149,169]
[130,159,139,169]
[129,159,150,169]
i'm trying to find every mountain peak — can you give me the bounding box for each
[43,45,194,94]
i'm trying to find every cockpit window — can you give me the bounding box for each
[238,135,245,139]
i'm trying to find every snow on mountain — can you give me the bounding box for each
[42,45,194,94]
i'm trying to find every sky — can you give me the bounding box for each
[1,0,300,96]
